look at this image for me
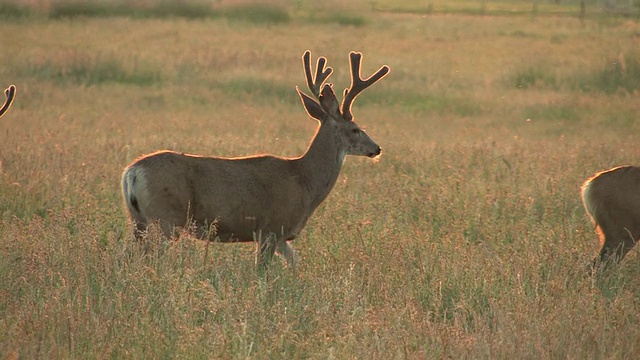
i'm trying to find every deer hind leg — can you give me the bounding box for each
[150,206,190,241]
[276,240,299,269]
[159,220,181,240]
[131,220,147,241]
[593,224,638,269]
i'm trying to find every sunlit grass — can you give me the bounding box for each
[1,2,640,358]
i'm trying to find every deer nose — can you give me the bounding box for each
[369,146,381,157]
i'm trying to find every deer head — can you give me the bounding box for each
[296,51,390,159]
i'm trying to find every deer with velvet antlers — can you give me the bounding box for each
[0,85,16,118]
[121,50,390,268]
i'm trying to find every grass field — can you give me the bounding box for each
[1,0,640,358]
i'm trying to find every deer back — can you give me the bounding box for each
[123,151,313,241]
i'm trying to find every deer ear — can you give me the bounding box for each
[319,84,342,120]
[296,87,325,121]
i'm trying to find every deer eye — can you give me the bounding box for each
[351,129,360,134]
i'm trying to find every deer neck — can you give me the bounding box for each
[297,123,345,209]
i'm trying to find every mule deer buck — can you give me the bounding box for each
[582,166,640,271]
[0,85,16,118]
[121,50,390,268]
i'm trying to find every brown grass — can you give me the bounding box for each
[1,2,640,358]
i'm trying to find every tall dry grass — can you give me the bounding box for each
[1,3,640,358]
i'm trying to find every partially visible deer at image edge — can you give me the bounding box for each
[121,50,390,269]
[582,166,640,271]
[0,85,16,118]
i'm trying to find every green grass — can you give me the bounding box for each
[1,1,296,25]
[2,1,640,358]
[521,103,581,123]
[48,1,216,20]
[3,0,638,22]
[220,4,290,24]
[23,54,164,86]
[0,2,34,18]
[309,12,368,26]
[512,67,557,89]
[511,52,640,94]
[378,0,640,18]
[581,52,640,93]
[213,77,297,105]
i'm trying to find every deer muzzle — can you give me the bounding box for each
[368,146,382,158]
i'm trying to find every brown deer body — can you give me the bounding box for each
[122,51,390,268]
[582,166,640,269]
[0,85,16,118]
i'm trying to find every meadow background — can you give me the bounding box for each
[1,0,640,358]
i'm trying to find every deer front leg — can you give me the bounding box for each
[255,231,277,270]
[276,240,299,269]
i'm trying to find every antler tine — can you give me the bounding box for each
[341,52,390,121]
[0,85,16,118]
[302,50,332,99]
